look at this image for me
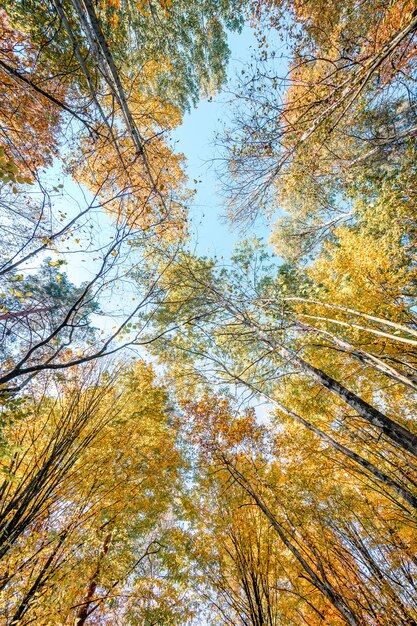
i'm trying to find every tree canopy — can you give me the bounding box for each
[0,0,416,624]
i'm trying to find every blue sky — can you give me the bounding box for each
[21,23,279,419]
[43,23,284,288]
[173,25,270,258]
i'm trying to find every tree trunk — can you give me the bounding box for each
[222,458,362,626]
[75,531,112,626]
[249,320,417,458]
[273,400,417,511]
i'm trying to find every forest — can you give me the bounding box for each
[0,0,416,624]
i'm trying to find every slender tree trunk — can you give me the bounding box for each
[296,320,417,391]
[273,401,417,511]
[222,458,362,626]
[10,532,67,625]
[345,527,417,626]
[209,286,417,457]
[247,320,417,458]
[75,531,112,626]
[283,297,417,338]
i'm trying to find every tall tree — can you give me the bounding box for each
[220,0,417,257]
[181,394,417,625]
[0,361,188,625]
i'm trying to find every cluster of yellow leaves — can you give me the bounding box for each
[70,61,189,241]
[309,227,410,317]
[250,0,417,237]
[274,215,416,436]
[0,9,63,180]
[185,392,417,625]
[1,4,190,242]
[181,394,263,453]
[365,0,417,82]
[0,362,183,625]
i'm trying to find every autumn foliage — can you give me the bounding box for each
[0,0,417,624]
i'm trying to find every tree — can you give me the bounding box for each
[220,0,417,259]
[0,0,245,394]
[147,242,417,459]
[180,394,417,625]
[0,361,189,625]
